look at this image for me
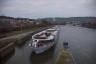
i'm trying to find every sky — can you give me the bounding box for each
[0,0,96,18]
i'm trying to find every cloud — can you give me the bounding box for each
[0,0,96,18]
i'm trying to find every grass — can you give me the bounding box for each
[55,49,73,64]
[0,26,49,38]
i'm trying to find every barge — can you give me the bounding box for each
[31,28,58,54]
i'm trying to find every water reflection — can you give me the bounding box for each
[0,48,15,64]
[30,47,55,64]
[16,40,29,48]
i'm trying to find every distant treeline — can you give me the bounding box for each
[39,17,96,22]
[39,17,96,28]
[0,16,96,33]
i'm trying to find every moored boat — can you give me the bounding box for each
[31,28,58,54]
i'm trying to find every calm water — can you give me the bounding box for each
[58,25,96,64]
[6,25,96,64]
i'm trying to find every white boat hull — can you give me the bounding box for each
[32,42,55,54]
[31,28,58,54]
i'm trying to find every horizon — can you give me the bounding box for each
[1,15,96,19]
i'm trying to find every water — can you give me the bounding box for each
[58,25,96,64]
[5,25,96,64]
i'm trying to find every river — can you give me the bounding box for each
[6,25,96,64]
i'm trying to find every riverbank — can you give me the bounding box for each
[54,49,74,64]
[0,26,49,38]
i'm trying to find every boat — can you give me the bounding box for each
[63,42,68,46]
[63,41,69,49]
[31,28,58,54]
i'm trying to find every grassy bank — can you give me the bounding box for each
[0,26,50,39]
[55,49,73,64]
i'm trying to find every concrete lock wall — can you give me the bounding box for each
[0,39,15,59]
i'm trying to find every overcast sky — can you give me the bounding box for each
[0,0,96,18]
